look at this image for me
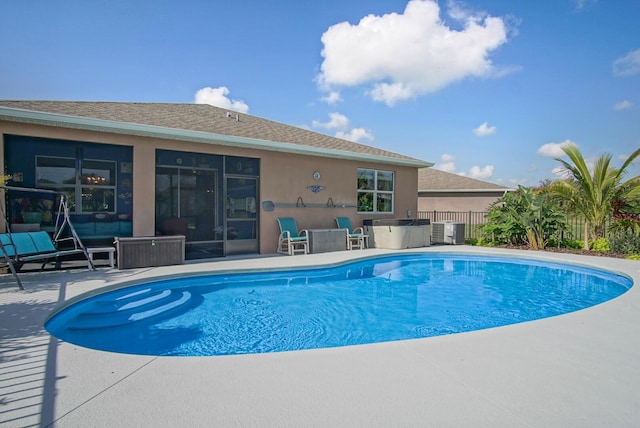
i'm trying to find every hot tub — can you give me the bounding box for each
[363,219,431,249]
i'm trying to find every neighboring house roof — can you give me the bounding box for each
[418,167,512,193]
[0,100,432,168]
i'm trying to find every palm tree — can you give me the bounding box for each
[550,143,640,249]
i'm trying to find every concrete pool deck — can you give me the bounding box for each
[1,246,639,427]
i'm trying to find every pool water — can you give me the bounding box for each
[45,254,632,356]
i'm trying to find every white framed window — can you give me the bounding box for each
[357,168,394,213]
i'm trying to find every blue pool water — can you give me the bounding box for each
[45,254,632,356]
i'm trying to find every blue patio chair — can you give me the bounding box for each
[335,217,368,250]
[0,231,94,289]
[277,217,309,255]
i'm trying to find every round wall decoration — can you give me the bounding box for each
[313,171,321,180]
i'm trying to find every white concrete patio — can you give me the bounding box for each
[1,246,639,427]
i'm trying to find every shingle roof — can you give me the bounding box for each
[418,167,511,191]
[0,100,430,166]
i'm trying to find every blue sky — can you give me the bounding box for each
[1,0,639,186]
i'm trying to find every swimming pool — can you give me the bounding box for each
[45,253,632,356]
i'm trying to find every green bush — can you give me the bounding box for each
[480,185,568,249]
[589,238,611,252]
[626,254,640,260]
[610,230,640,254]
[563,239,584,249]
[548,238,583,249]
[475,237,498,247]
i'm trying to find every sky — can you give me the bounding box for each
[1,0,639,187]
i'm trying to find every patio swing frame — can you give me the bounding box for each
[0,186,95,290]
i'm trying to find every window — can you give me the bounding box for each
[36,156,117,213]
[36,156,77,210]
[357,168,394,213]
[36,156,76,186]
[81,159,116,212]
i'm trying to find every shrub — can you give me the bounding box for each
[589,238,611,252]
[563,239,584,249]
[626,254,640,261]
[548,238,583,249]
[480,185,568,249]
[610,230,640,255]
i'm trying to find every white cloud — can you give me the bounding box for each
[507,177,528,186]
[321,91,343,105]
[571,0,597,11]
[312,112,373,142]
[312,112,350,130]
[317,0,512,106]
[618,153,640,165]
[336,128,374,142]
[194,86,249,113]
[473,122,496,136]
[613,100,633,110]
[537,140,575,157]
[447,0,485,23]
[468,164,494,179]
[613,49,640,77]
[553,154,600,179]
[552,165,571,179]
[439,163,457,173]
[441,153,455,162]
[435,153,456,172]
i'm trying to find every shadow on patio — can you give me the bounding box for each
[0,267,135,427]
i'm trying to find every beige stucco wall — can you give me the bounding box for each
[260,153,418,253]
[418,192,504,213]
[0,121,419,254]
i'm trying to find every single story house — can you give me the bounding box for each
[418,167,512,213]
[0,101,432,259]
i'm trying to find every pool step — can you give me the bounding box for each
[71,290,192,330]
[90,288,173,314]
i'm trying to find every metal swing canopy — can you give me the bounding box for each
[0,186,94,289]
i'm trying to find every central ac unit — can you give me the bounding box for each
[431,221,465,245]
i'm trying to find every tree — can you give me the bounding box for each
[482,185,567,249]
[550,143,640,250]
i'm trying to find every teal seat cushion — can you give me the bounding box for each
[29,231,57,253]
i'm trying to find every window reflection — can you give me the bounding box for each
[36,156,117,213]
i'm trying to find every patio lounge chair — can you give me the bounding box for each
[335,217,368,250]
[0,231,94,289]
[277,217,309,255]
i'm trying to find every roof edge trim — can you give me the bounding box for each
[419,188,514,193]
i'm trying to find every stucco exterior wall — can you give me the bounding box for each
[1,121,419,254]
[418,192,504,213]
[259,153,417,254]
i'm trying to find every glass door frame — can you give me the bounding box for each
[155,165,223,258]
[224,174,259,255]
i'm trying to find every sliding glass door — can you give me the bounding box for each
[155,167,223,259]
[225,176,258,254]
[156,151,260,259]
